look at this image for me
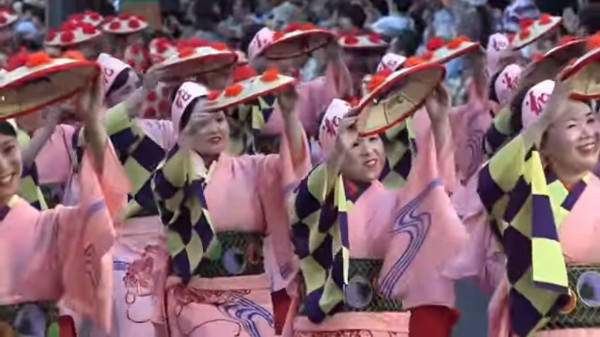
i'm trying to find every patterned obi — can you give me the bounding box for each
[0,301,58,335]
[195,231,265,278]
[543,265,600,330]
[300,259,403,314]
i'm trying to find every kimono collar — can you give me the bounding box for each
[343,178,372,202]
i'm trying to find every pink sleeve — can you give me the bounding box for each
[35,124,76,185]
[57,142,130,332]
[256,131,311,292]
[378,125,468,310]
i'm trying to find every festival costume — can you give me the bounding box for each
[150,81,311,337]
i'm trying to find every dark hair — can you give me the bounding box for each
[193,0,222,30]
[391,29,420,56]
[179,97,202,131]
[338,3,367,29]
[22,3,45,25]
[579,4,600,35]
[0,121,16,137]
[489,71,501,103]
[241,23,265,55]
[106,68,132,98]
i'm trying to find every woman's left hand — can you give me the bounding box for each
[425,83,451,124]
[77,75,104,122]
[277,85,299,118]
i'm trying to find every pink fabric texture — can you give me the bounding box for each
[34,124,76,185]
[0,143,129,332]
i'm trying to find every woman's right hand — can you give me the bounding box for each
[541,78,572,123]
[334,112,360,154]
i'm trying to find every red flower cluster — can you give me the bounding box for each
[208,90,221,101]
[225,83,243,97]
[539,13,552,25]
[447,36,470,50]
[404,56,424,68]
[586,33,600,51]
[426,37,445,51]
[343,35,359,45]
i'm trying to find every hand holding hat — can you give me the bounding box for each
[276,84,298,117]
[77,72,104,123]
[425,83,450,125]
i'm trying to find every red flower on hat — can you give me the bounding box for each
[82,24,96,35]
[135,14,147,21]
[519,18,534,30]
[210,42,228,51]
[131,44,141,54]
[62,50,85,61]
[225,84,243,97]
[144,107,157,118]
[118,13,129,20]
[367,74,386,92]
[586,33,600,51]
[162,86,171,97]
[90,13,101,21]
[26,52,52,68]
[404,56,423,67]
[368,33,381,44]
[426,37,445,51]
[421,50,434,61]
[539,13,552,25]
[273,31,284,41]
[45,30,57,42]
[447,36,469,50]
[208,90,221,101]
[344,35,359,45]
[157,43,168,53]
[261,68,279,82]
[61,31,75,43]
[0,15,6,24]
[158,100,169,112]
[233,64,257,82]
[109,21,121,30]
[126,59,135,67]
[129,19,141,29]
[519,29,531,40]
[61,21,76,31]
[147,91,158,102]
[283,23,314,33]
[5,51,27,71]
[376,68,392,77]
[178,47,195,58]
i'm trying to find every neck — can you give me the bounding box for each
[554,166,589,189]
[201,154,219,168]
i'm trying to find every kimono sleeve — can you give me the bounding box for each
[379,126,468,309]
[484,106,514,158]
[257,132,311,291]
[56,141,130,332]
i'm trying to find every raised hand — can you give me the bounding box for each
[425,83,451,124]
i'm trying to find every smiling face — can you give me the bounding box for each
[542,100,600,181]
[0,133,21,206]
[340,134,385,183]
[185,108,230,157]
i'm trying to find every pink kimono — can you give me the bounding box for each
[153,133,311,337]
[262,61,352,138]
[0,143,129,332]
[290,123,468,336]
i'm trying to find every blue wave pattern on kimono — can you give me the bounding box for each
[216,295,275,337]
[380,178,439,297]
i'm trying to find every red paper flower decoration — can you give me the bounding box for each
[421,50,434,61]
[208,90,221,101]
[367,74,386,92]
[45,30,57,42]
[109,21,121,30]
[61,21,76,31]
[178,47,195,58]
[273,31,284,41]
[26,52,52,68]
[82,24,96,35]
[0,15,6,24]
[144,107,157,118]
[586,33,600,51]
[60,31,75,43]
[147,91,158,102]
[71,13,84,21]
[233,65,257,83]
[376,68,392,77]
[225,84,243,97]
[261,68,279,82]
[559,35,576,46]
[157,43,168,53]
[447,36,470,50]
[210,42,228,51]
[531,52,544,62]
[539,13,552,25]
[519,29,531,40]
[90,13,101,21]
[5,52,28,71]
[162,87,171,97]
[135,14,147,21]
[519,18,534,30]
[368,33,382,44]
[404,56,423,68]
[283,23,314,33]
[118,13,129,20]
[62,51,85,61]
[426,37,445,51]
[344,35,359,45]
[129,19,141,29]
[158,100,169,112]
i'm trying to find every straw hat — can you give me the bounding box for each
[0,10,18,30]
[101,13,149,35]
[419,36,482,64]
[45,20,102,47]
[559,35,600,100]
[123,43,151,74]
[142,83,174,119]
[68,10,104,27]
[338,32,389,50]
[248,24,335,61]
[0,51,99,119]
[149,37,177,65]
[357,60,445,136]
[521,80,554,129]
[149,44,237,82]
[510,14,562,50]
[204,69,295,111]
[377,52,406,73]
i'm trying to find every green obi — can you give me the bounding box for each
[195,232,265,278]
[544,265,600,330]
[0,301,59,336]
[300,259,403,314]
